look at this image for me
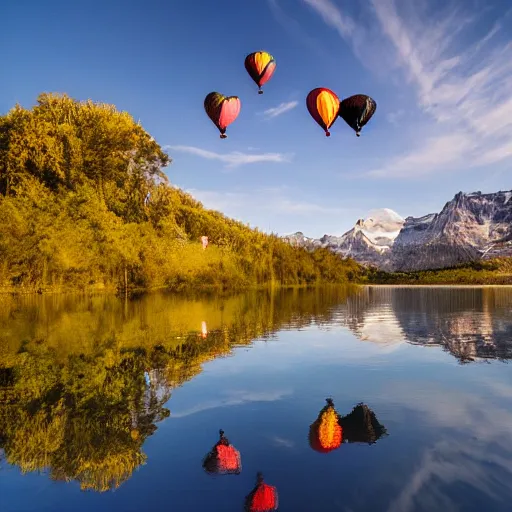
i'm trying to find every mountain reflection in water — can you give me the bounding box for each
[0,285,511,511]
[343,286,512,361]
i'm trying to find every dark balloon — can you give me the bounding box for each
[245,51,276,94]
[204,92,241,139]
[338,94,377,136]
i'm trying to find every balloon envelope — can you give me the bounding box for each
[306,88,340,136]
[338,94,376,136]
[204,92,241,138]
[245,51,276,93]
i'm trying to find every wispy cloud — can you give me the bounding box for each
[184,186,362,236]
[187,187,349,217]
[262,101,298,119]
[267,0,334,63]
[270,436,295,448]
[298,0,512,178]
[302,0,355,38]
[367,132,474,178]
[166,145,293,168]
[171,389,292,418]
[378,380,512,511]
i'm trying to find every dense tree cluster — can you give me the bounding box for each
[0,93,363,293]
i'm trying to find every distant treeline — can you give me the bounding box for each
[364,258,512,285]
[0,93,363,293]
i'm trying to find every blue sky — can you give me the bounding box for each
[2,0,511,237]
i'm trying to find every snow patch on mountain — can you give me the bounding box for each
[283,208,405,269]
[282,190,512,271]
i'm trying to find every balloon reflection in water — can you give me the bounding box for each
[202,429,242,475]
[308,398,343,453]
[244,472,279,512]
[339,403,388,444]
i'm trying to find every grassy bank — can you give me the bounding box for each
[0,93,363,294]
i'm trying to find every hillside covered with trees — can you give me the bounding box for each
[0,93,363,294]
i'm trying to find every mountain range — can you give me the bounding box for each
[282,190,512,272]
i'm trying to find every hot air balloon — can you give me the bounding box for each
[338,403,387,444]
[202,429,242,475]
[204,92,241,139]
[200,320,208,339]
[308,398,343,453]
[338,94,377,137]
[306,88,340,137]
[244,472,279,512]
[244,51,276,94]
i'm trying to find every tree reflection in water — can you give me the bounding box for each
[2,285,508,494]
[0,287,356,492]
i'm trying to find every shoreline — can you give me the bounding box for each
[0,282,361,298]
[363,283,512,288]
[2,282,512,298]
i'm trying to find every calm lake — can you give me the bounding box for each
[1,286,512,511]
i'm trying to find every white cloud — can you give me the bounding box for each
[186,187,348,217]
[270,436,295,448]
[183,186,362,236]
[171,389,292,418]
[367,132,474,178]
[267,0,333,62]
[165,145,293,168]
[299,0,512,178]
[302,0,355,38]
[261,101,298,119]
[378,381,512,511]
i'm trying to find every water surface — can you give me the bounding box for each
[1,286,511,511]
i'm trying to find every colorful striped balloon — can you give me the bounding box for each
[204,92,241,139]
[306,88,340,137]
[245,51,276,94]
[309,398,343,453]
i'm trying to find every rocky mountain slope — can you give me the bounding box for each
[282,190,512,271]
[283,208,405,270]
[392,191,512,271]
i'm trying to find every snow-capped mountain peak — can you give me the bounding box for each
[281,190,512,271]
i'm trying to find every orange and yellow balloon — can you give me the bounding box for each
[309,398,343,453]
[306,88,340,137]
[204,92,241,139]
[245,51,276,94]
